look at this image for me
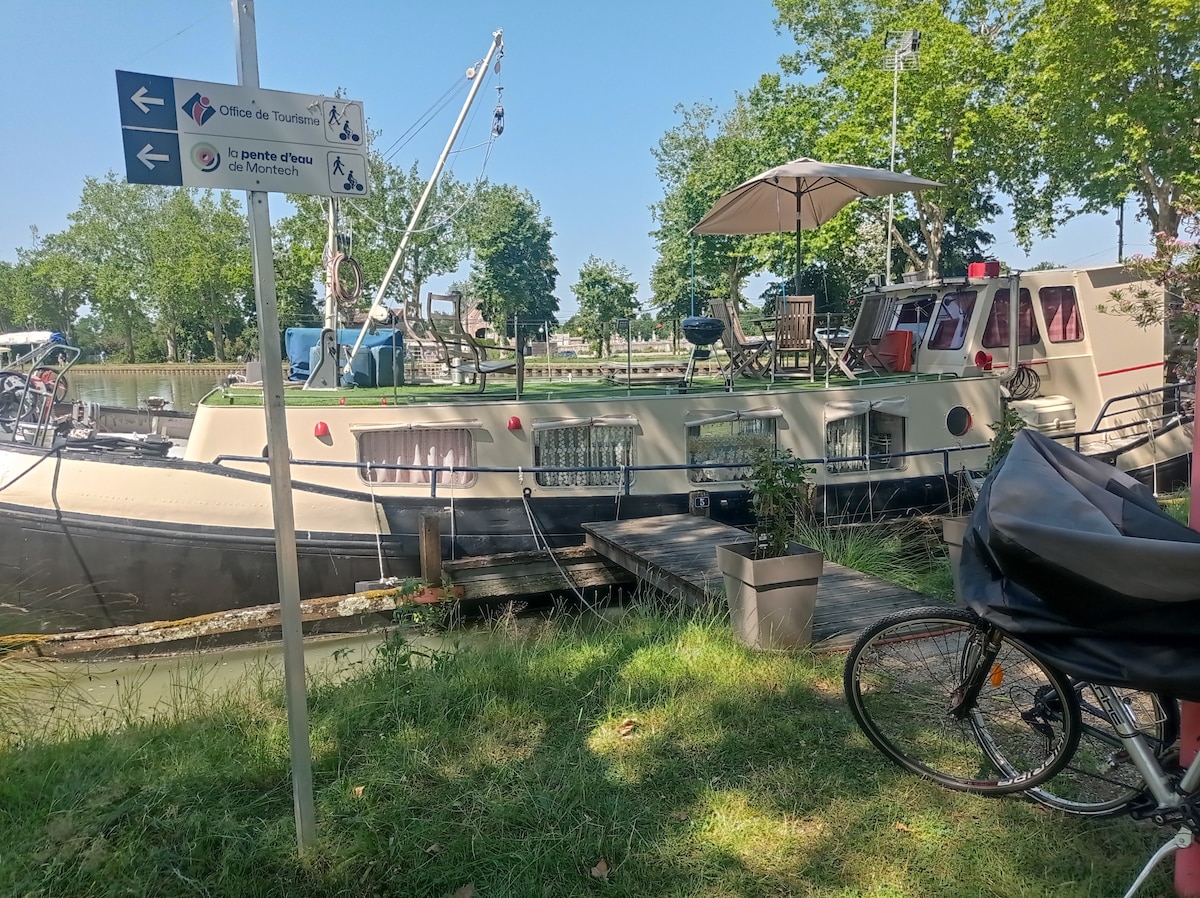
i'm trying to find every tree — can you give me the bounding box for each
[571,257,639,357]
[279,156,471,327]
[1019,0,1200,240]
[5,229,91,338]
[770,0,1017,273]
[63,175,164,362]
[465,184,560,335]
[650,101,774,318]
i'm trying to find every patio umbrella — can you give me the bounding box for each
[690,157,942,291]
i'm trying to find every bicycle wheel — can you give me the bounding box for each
[1015,685,1178,817]
[844,606,1081,795]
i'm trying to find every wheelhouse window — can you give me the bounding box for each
[982,287,1040,347]
[532,415,637,487]
[927,291,978,350]
[354,423,479,486]
[1039,286,1084,343]
[685,408,782,483]
[824,398,908,474]
[895,294,937,345]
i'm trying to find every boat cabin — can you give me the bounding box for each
[870,264,1168,439]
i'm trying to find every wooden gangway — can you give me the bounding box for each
[582,514,936,651]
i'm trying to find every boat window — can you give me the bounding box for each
[895,294,937,345]
[823,398,907,474]
[927,291,978,350]
[357,427,477,486]
[685,408,782,483]
[1039,286,1084,343]
[982,288,1039,347]
[532,416,637,487]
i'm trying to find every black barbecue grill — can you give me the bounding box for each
[681,316,724,389]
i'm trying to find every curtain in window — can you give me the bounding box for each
[685,408,782,482]
[824,398,908,473]
[1040,286,1083,343]
[532,416,638,487]
[357,427,476,485]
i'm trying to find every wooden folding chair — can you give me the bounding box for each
[818,294,898,378]
[426,292,519,393]
[708,298,772,382]
[771,295,816,377]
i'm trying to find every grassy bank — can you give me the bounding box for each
[0,599,1168,897]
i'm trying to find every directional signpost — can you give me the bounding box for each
[115,69,369,197]
[112,1,374,852]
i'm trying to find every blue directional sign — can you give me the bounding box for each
[115,70,178,131]
[114,69,368,197]
[120,129,182,186]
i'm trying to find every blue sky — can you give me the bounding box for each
[2,0,1146,316]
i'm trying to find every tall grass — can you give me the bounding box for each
[0,604,1167,897]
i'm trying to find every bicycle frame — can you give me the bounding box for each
[1089,683,1200,898]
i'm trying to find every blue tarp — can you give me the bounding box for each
[284,328,402,381]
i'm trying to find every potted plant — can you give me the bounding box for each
[716,447,824,650]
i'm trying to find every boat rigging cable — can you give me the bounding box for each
[343,64,503,241]
[344,29,505,374]
[519,489,600,614]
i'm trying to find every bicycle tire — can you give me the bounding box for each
[844,606,1081,795]
[1013,685,1178,817]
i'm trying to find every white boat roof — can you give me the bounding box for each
[0,330,57,346]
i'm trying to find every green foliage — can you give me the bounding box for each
[464,184,560,330]
[747,446,816,557]
[570,257,639,356]
[985,404,1027,473]
[1018,0,1200,239]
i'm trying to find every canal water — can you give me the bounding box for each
[68,369,233,411]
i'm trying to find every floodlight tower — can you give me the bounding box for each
[881,29,920,284]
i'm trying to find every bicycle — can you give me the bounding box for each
[845,604,1198,897]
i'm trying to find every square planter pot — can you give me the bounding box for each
[716,540,824,650]
[941,514,971,599]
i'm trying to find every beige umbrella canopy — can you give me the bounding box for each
[691,157,942,289]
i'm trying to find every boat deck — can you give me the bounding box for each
[211,367,936,408]
[582,514,936,651]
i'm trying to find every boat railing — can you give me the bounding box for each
[211,442,991,501]
[1075,380,1195,448]
[3,341,82,447]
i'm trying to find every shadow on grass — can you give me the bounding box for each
[0,606,1170,898]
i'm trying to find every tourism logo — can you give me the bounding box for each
[190,143,221,173]
[182,92,215,126]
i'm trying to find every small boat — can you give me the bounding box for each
[0,261,1189,635]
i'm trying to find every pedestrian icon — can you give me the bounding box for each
[327,150,368,196]
[323,99,363,145]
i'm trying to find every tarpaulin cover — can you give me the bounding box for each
[960,429,1200,700]
[283,328,400,381]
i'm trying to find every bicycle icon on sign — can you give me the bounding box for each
[343,171,364,192]
[339,120,361,142]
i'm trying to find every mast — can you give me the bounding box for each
[342,29,504,373]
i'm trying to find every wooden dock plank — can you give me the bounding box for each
[583,514,936,651]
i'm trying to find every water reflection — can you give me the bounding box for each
[69,370,231,410]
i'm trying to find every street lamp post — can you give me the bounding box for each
[880,30,920,284]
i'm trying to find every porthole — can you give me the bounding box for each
[946,406,972,437]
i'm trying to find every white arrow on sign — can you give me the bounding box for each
[137,144,171,170]
[131,86,165,114]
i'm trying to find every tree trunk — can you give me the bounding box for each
[124,311,136,364]
[213,315,225,362]
[166,328,178,363]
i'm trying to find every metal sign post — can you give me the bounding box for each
[231,0,316,851]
